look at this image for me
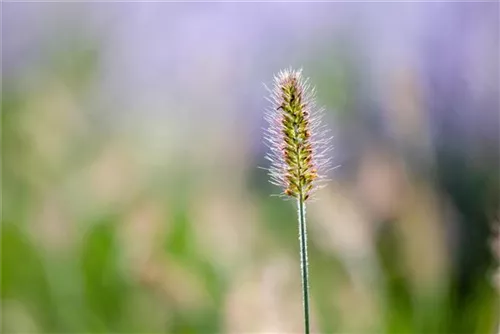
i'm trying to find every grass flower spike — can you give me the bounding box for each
[264,68,331,201]
[263,68,332,334]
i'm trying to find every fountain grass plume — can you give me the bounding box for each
[264,68,332,201]
[263,67,333,334]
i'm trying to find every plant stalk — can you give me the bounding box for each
[297,195,310,334]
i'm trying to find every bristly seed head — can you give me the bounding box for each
[264,67,332,201]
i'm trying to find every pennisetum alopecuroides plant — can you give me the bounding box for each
[263,68,333,334]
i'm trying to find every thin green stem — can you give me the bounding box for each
[297,195,310,334]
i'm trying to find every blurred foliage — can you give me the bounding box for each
[2,7,499,333]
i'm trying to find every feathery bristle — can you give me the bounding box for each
[264,68,332,201]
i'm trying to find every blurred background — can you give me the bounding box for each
[2,2,499,333]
